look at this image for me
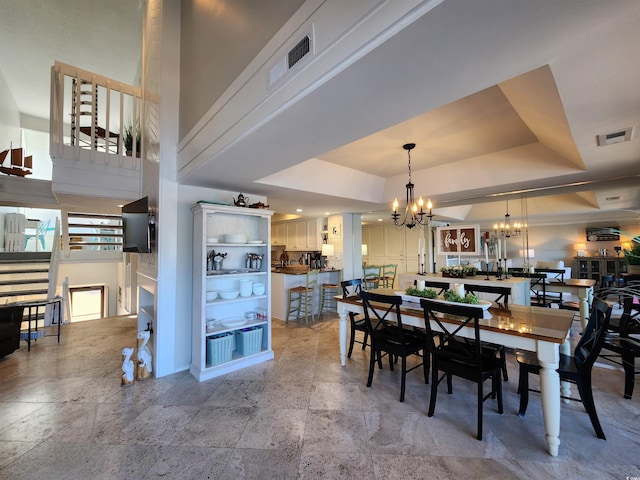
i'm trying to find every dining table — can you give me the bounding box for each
[336,288,575,457]
[543,278,596,330]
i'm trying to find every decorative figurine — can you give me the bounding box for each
[136,330,153,380]
[121,347,135,386]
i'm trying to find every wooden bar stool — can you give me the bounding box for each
[320,272,342,314]
[286,269,319,325]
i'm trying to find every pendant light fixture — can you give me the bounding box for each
[391,143,433,229]
[494,200,521,239]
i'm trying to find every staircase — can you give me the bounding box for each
[0,252,51,304]
[0,218,63,327]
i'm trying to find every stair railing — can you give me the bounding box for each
[45,217,62,326]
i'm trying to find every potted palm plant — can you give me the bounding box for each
[122,121,141,157]
[625,238,640,274]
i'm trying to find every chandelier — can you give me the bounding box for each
[391,143,433,229]
[494,200,521,239]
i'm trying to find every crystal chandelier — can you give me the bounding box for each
[494,200,521,239]
[391,143,433,229]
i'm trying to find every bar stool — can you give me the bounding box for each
[320,272,342,314]
[286,269,319,325]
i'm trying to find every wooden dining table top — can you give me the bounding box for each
[338,288,574,345]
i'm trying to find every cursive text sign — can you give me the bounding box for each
[437,225,479,255]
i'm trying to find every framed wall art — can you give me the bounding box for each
[586,226,619,242]
[437,225,480,255]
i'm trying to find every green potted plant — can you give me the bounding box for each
[625,238,640,274]
[122,121,141,157]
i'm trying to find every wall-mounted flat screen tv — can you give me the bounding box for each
[122,197,154,253]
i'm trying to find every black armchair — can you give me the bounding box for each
[0,305,24,358]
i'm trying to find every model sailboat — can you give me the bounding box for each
[0,144,33,177]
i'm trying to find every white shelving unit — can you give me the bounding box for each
[191,203,274,381]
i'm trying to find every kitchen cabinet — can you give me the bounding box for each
[273,218,324,251]
[285,221,305,250]
[306,218,323,250]
[272,222,286,246]
[575,256,626,284]
[362,224,430,276]
[191,203,274,382]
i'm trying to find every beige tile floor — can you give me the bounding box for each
[0,310,638,479]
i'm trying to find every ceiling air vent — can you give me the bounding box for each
[596,127,633,146]
[268,27,315,89]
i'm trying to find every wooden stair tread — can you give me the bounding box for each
[0,269,49,275]
[0,289,49,297]
[0,279,48,286]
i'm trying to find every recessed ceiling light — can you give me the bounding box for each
[296,208,302,212]
[377,218,383,222]
[324,212,330,215]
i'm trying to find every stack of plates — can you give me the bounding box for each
[223,233,247,244]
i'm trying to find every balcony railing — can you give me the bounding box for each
[50,61,142,168]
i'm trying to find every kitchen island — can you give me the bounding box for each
[398,272,531,306]
[271,269,342,321]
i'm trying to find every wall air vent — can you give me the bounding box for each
[268,26,315,89]
[288,36,310,69]
[596,127,633,146]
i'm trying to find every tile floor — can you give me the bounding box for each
[0,310,638,479]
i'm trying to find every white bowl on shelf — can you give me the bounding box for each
[206,291,218,302]
[207,237,219,244]
[219,290,240,300]
[223,233,247,244]
[252,283,265,296]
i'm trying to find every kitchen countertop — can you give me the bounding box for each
[271,267,341,275]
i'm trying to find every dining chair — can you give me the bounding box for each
[363,265,382,290]
[511,271,549,307]
[286,269,319,325]
[516,297,612,439]
[463,284,512,381]
[361,290,429,402]
[598,282,640,399]
[412,279,450,295]
[24,219,50,251]
[340,278,369,358]
[420,298,504,440]
[381,264,398,289]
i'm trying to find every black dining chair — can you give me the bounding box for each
[420,298,504,440]
[463,284,512,381]
[340,278,369,358]
[361,291,429,402]
[598,282,640,399]
[516,297,612,439]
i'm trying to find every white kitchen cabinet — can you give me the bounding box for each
[280,218,323,251]
[306,218,323,250]
[191,203,274,382]
[272,222,286,246]
[285,220,304,250]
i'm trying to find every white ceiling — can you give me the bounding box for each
[1,0,639,228]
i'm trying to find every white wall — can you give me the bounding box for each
[0,72,20,147]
